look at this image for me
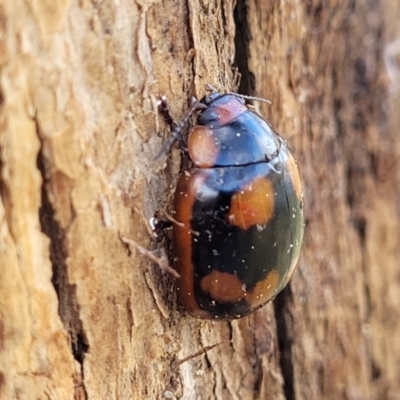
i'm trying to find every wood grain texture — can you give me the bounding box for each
[0,0,399,399]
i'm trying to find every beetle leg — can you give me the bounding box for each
[177,135,188,153]
[149,217,173,237]
[155,96,206,160]
[157,95,177,130]
[150,214,199,238]
[120,234,180,278]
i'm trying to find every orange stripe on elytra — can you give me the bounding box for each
[173,171,210,318]
[286,153,302,200]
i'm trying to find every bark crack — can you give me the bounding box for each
[233,0,255,96]
[274,286,295,400]
[0,90,13,241]
[35,122,88,400]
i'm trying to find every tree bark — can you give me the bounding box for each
[0,0,399,399]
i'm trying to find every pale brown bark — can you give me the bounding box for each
[0,0,399,399]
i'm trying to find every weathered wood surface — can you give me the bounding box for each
[0,0,399,399]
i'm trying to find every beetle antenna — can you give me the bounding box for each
[227,92,272,105]
[155,97,205,160]
[205,83,217,92]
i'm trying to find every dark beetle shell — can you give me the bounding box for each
[172,93,304,319]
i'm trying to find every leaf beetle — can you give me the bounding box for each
[156,87,304,320]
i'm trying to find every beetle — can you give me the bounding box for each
[156,88,304,319]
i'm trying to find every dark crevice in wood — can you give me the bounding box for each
[73,333,89,364]
[0,146,7,212]
[371,360,382,381]
[274,286,295,400]
[353,212,377,382]
[204,351,212,369]
[0,91,9,229]
[185,0,196,95]
[36,130,88,400]
[220,2,228,38]
[227,322,234,348]
[0,371,5,397]
[253,360,262,398]
[250,325,262,398]
[233,0,255,96]
[204,351,217,398]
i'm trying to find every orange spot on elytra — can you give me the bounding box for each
[188,126,219,167]
[201,270,246,302]
[201,268,281,308]
[228,177,274,230]
[248,269,280,307]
